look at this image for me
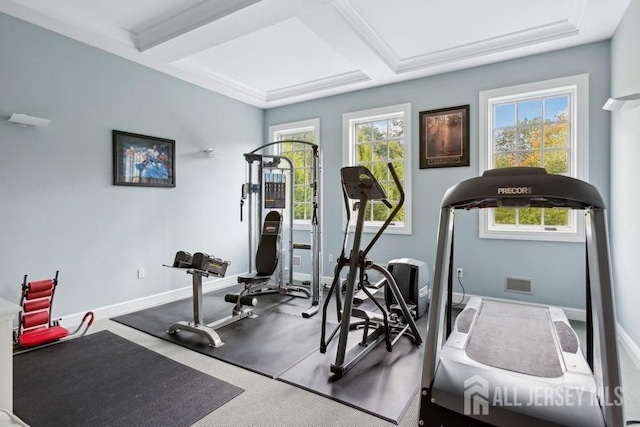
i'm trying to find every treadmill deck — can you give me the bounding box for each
[465,300,563,378]
[429,297,605,427]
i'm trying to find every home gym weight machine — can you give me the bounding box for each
[420,167,625,426]
[239,141,322,318]
[320,163,422,377]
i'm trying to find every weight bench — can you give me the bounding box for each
[236,211,310,299]
[237,210,282,292]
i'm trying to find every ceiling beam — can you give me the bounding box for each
[136,0,263,52]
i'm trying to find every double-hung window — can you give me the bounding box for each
[343,103,412,235]
[479,74,589,242]
[269,118,319,230]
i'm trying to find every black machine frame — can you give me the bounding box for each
[321,163,422,377]
[420,167,624,426]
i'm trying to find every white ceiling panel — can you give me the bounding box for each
[345,0,577,59]
[0,0,631,108]
[174,18,360,93]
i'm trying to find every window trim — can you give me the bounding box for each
[269,118,320,231]
[478,74,589,242]
[342,103,412,235]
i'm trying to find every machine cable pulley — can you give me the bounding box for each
[240,140,323,317]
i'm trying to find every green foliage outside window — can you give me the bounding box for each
[279,131,315,221]
[355,118,405,223]
[492,95,571,228]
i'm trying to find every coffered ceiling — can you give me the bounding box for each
[0,0,630,108]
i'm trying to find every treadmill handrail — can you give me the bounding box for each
[441,167,605,210]
[419,167,624,427]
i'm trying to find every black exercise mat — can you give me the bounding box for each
[112,287,425,423]
[278,317,428,423]
[112,288,326,378]
[13,330,243,427]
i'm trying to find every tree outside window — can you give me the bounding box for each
[355,118,405,224]
[493,96,571,228]
[269,119,319,228]
[479,74,588,242]
[344,104,412,235]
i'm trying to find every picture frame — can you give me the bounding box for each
[112,130,175,188]
[419,105,470,169]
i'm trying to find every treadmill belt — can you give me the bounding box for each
[465,300,563,378]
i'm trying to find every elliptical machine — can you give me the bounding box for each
[320,163,422,377]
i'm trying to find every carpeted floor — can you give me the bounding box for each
[15,287,640,427]
[16,313,639,426]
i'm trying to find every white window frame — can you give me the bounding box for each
[478,74,589,242]
[343,103,412,235]
[269,118,320,231]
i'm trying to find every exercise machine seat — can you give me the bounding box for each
[238,210,281,284]
[18,325,69,348]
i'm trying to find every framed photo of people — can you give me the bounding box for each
[419,105,470,169]
[112,130,176,187]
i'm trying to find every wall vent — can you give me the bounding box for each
[505,277,533,295]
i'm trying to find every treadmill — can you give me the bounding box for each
[420,167,624,426]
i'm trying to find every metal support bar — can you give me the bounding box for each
[243,141,323,318]
[165,266,255,348]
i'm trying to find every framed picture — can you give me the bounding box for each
[419,105,470,169]
[112,130,175,187]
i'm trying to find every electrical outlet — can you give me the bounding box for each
[456,268,463,278]
[137,268,145,279]
[328,254,334,262]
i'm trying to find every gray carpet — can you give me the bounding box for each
[13,330,244,427]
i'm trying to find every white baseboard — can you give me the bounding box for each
[617,324,640,370]
[292,272,333,285]
[60,272,329,329]
[56,272,640,371]
[451,292,586,321]
[58,275,239,329]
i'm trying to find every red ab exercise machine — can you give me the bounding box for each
[14,271,94,352]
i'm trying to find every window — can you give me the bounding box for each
[343,103,412,235]
[479,74,589,242]
[269,118,319,229]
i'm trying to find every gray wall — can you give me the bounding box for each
[266,42,612,310]
[610,1,640,347]
[0,9,620,325]
[0,13,263,315]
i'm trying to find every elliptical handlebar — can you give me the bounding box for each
[362,162,404,258]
